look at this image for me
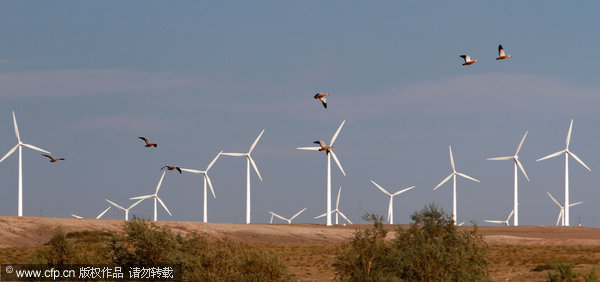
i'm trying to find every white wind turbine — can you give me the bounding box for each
[370,180,415,224]
[434,146,480,225]
[487,131,530,226]
[315,186,352,225]
[484,209,514,226]
[130,171,172,221]
[546,191,583,226]
[221,130,264,224]
[181,151,222,223]
[0,112,51,217]
[297,120,346,227]
[537,119,591,226]
[269,207,307,224]
[106,199,144,221]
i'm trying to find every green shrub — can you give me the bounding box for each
[35,219,292,281]
[546,264,597,282]
[334,204,490,281]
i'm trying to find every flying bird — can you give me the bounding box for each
[139,137,157,148]
[314,141,331,152]
[460,55,478,66]
[496,44,511,60]
[42,154,64,162]
[161,165,182,174]
[314,93,328,109]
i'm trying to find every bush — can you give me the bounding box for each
[35,219,292,281]
[334,204,490,281]
[546,264,597,282]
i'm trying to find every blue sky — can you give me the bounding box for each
[1,2,600,226]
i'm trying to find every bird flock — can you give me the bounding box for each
[0,44,593,227]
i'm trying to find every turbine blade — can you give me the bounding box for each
[221,152,246,156]
[568,151,591,171]
[486,156,513,161]
[206,151,223,171]
[314,212,327,219]
[546,191,561,207]
[156,196,172,216]
[180,168,204,174]
[336,186,342,209]
[248,156,263,181]
[515,159,530,182]
[249,130,265,153]
[392,186,415,196]
[96,207,111,219]
[330,120,346,146]
[330,150,346,176]
[155,171,166,194]
[291,207,308,220]
[105,199,125,211]
[128,198,145,210]
[270,212,288,222]
[71,214,83,219]
[130,195,152,200]
[484,220,504,224]
[566,119,573,149]
[22,143,51,154]
[456,172,480,183]
[370,180,391,196]
[205,174,216,199]
[12,112,21,143]
[0,144,19,163]
[434,174,453,190]
[338,211,352,224]
[449,146,455,172]
[296,146,320,151]
[515,131,528,155]
[536,150,565,162]
[556,210,563,226]
[569,201,584,207]
[507,209,515,221]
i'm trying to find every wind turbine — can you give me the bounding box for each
[314,186,352,225]
[297,120,346,227]
[96,206,111,219]
[268,207,307,224]
[434,146,480,225]
[130,171,172,221]
[106,199,144,221]
[546,191,583,226]
[370,180,415,224]
[181,151,222,223]
[484,209,514,226]
[537,119,591,226]
[0,112,51,216]
[221,130,264,224]
[487,131,530,226]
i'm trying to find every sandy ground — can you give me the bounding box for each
[1,216,599,281]
[1,216,599,248]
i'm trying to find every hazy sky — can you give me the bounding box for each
[1,2,600,226]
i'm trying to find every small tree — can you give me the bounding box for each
[390,203,489,281]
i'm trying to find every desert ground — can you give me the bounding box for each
[0,216,599,281]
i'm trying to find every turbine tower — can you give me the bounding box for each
[370,180,415,224]
[434,146,480,225]
[484,209,514,226]
[130,171,172,221]
[314,186,352,225]
[181,151,222,223]
[537,119,591,226]
[0,112,51,216]
[221,130,264,224]
[106,199,144,221]
[297,120,346,227]
[487,131,530,226]
[546,191,583,226]
[268,207,307,224]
